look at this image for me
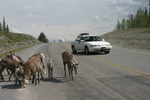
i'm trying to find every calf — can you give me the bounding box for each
[15,66,24,85]
[62,51,79,80]
[47,58,53,79]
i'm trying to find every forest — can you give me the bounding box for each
[115,7,150,31]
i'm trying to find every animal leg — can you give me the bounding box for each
[9,71,15,81]
[50,67,53,79]
[6,69,10,75]
[40,72,44,79]
[71,69,74,80]
[32,72,35,84]
[68,66,71,76]
[0,68,5,81]
[37,71,40,84]
[64,63,66,78]
[15,77,18,85]
[34,72,37,85]
[48,69,50,78]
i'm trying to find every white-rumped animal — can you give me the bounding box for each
[18,56,43,88]
[62,51,79,80]
[31,53,46,76]
[0,57,22,81]
[47,58,53,79]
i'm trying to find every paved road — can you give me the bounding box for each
[0,42,150,100]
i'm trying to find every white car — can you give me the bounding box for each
[71,33,112,54]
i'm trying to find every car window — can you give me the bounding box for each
[84,36,102,41]
[75,37,80,41]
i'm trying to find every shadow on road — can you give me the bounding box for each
[1,84,22,89]
[72,52,107,56]
[41,77,72,83]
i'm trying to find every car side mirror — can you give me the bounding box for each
[102,39,105,41]
[80,40,84,43]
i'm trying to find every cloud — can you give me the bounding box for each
[93,15,99,21]
[105,0,140,5]
[23,3,42,10]
[27,14,34,17]
[10,28,23,33]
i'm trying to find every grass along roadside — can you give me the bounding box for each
[100,28,150,51]
[0,45,34,58]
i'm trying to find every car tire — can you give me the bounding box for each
[105,51,110,54]
[72,46,77,53]
[85,46,89,55]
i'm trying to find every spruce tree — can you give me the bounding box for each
[6,25,9,32]
[0,22,2,31]
[38,32,49,43]
[3,17,6,32]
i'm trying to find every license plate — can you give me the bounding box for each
[101,47,106,50]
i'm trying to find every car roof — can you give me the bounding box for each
[82,35,98,37]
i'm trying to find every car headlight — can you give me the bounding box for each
[105,44,111,46]
[90,45,101,47]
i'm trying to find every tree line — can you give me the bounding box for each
[115,7,150,31]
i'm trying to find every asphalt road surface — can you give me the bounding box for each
[0,42,150,100]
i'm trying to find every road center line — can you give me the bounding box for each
[88,56,150,78]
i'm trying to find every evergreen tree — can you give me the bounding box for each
[6,25,9,32]
[0,22,2,31]
[38,32,49,43]
[121,18,126,30]
[3,17,6,32]
[115,7,150,30]
[115,19,121,30]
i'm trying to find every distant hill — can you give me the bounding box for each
[0,32,41,56]
[100,28,150,51]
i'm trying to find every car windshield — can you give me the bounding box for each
[84,36,102,42]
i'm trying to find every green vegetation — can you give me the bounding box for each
[38,32,49,43]
[0,17,41,56]
[101,28,150,51]
[103,4,150,51]
[115,8,150,30]
[0,31,41,56]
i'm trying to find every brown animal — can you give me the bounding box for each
[0,57,22,81]
[47,58,53,79]
[17,56,43,88]
[31,53,46,76]
[4,51,24,76]
[6,51,24,66]
[62,51,79,80]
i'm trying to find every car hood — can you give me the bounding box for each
[85,41,111,45]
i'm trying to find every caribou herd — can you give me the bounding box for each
[0,51,79,88]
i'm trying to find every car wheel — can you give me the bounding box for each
[85,46,89,55]
[105,51,110,54]
[72,46,77,53]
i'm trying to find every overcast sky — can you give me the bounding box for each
[0,0,148,41]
